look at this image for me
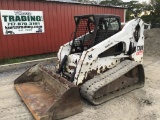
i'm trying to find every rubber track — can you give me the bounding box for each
[80,60,145,105]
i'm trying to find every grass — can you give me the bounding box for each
[0,53,57,65]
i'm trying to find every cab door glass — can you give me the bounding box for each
[108,18,120,31]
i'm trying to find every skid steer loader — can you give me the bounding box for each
[14,14,145,120]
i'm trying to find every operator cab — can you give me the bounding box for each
[70,14,121,54]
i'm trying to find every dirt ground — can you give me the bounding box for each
[144,28,160,58]
[0,29,160,120]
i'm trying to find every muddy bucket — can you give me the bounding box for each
[14,65,83,120]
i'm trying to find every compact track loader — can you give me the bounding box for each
[14,14,145,120]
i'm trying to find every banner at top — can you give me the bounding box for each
[0,10,45,35]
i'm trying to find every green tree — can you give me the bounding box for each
[141,0,160,27]
[150,0,160,15]
[123,1,144,21]
[99,0,123,6]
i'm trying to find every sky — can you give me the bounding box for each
[122,0,150,3]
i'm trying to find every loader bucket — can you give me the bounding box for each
[14,65,83,120]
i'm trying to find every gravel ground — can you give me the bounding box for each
[144,28,160,58]
[0,57,160,120]
[0,29,160,120]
